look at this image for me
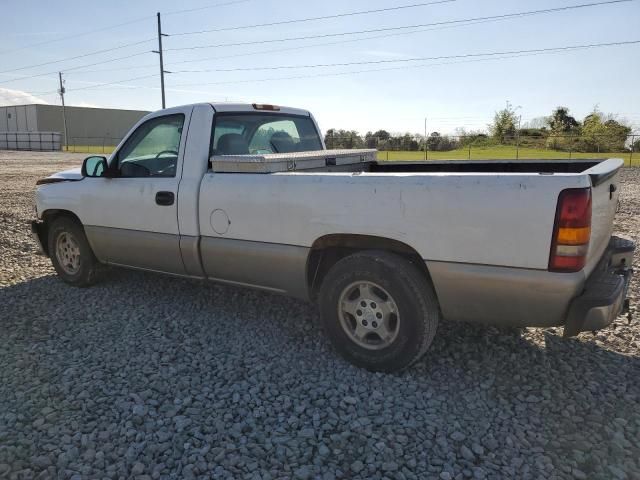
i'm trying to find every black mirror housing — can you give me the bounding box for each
[81,156,108,177]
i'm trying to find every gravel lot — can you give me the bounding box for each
[1,151,638,480]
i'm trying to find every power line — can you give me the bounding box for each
[163,0,257,16]
[165,0,633,51]
[172,40,640,76]
[33,73,159,96]
[0,39,155,75]
[44,39,636,93]
[0,51,152,86]
[0,0,257,56]
[54,63,158,75]
[0,17,152,56]
[2,0,628,86]
[0,1,258,84]
[0,11,524,81]
[164,15,532,67]
[168,0,455,36]
[169,39,640,86]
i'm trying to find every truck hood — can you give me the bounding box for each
[36,167,83,185]
[50,167,83,180]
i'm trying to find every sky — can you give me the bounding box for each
[1,0,639,135]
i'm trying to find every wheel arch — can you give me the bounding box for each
[306,233,434,300]
[38,209,83,256]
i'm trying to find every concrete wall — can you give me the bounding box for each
[0,104,149,147]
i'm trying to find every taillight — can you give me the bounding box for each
[549,188,592,272]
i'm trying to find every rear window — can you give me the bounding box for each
[211,113,322,155]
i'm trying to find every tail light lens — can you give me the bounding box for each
[549,188,592,272]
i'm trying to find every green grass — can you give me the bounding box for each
[377,145,638,166]
[64,145,116,154]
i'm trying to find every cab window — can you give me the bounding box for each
[116,114,184,177]
[211,113,322,156]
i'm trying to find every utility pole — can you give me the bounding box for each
[153,12,169,109]
[516,114,522,160]
[58,72,68,150]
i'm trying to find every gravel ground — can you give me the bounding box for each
[0,151,638,480]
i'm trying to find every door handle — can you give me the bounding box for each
[155,191,175,206]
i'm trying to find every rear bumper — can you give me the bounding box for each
[563,235,634,336]
[426,235,634,330]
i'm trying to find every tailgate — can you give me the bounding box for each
[583,158,624,276]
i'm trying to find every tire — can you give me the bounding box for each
[47,216,100,287]
[318,250,440,372]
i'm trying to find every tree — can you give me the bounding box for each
[546,107,581,151]
[489,101,518,142]
[523,117,549,130]
[324,129,364,149]
[548,107,579,133]
[581,110,631,152]
[372,130,391,141]
[364,131,375,148]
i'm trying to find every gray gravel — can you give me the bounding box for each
[1,150,639,480]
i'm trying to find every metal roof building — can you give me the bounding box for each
[0,104,149,151]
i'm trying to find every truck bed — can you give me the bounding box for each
[211,148,611,176]
[370,159,603,174]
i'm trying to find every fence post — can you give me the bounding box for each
[386,150,389,161]
[102,137,106,154]
[630,135,635,167]
[468,142,471,160]
[569,134,573,159]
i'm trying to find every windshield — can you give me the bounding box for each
[211,113,323,155]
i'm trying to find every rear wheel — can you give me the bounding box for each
[48,216,100,287]
[318,250,440,372]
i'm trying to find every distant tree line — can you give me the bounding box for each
[324,103,636,153]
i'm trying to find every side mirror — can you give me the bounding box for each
[81,156,108,177]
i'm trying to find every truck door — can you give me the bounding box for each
[81,106,193,274]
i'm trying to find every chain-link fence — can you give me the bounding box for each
[64,136,123,154]
[4,131,638,166]
[326,133,640,166]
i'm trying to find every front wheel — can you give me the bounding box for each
[47,216,100,287]
[318,250,440,372]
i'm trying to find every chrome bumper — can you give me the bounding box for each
[563,235,635,337]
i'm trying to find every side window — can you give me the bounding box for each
[250,120,300,154]
[116,114,184,177]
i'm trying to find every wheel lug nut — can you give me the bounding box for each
[376,312,382,319]
[371,302,377,308]
[360,301,367,307]
[372,321,378,328]
[356,310,362,316]
[362,320,368,326]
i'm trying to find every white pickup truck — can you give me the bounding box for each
[32,103,634,372]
